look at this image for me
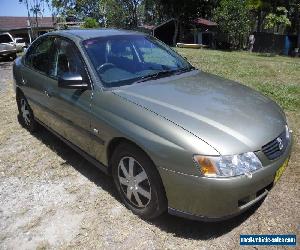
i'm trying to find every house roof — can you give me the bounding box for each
[193,18,217,26]
[0,16,56,30]
[138,24,156,30]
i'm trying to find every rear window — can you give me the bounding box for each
[0,34,13,43]
[16,38,24,43]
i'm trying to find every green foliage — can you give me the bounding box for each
[213,0,251,49]
[99,0,141,28]
[52,0,101,19]
[246,0,270,11]
[99,0,127,28]
[82,17,99,28]
[264,7,291,33]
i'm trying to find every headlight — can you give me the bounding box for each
[193,152,262,178]
[285,124,290,139]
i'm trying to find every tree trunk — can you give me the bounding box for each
[296,5,300,48]
[173,19,179,46]
[257,10,262,32]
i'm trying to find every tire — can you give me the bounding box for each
[17,92,39,132]
[111,143,167,220]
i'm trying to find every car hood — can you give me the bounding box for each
[112,70,286,155]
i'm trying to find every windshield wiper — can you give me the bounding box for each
[174,66,195,74]
[136,70,176,83]
[136,66,195,83]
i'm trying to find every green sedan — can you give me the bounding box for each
[13,29,292,221]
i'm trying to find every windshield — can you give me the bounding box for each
[83,35,192,87]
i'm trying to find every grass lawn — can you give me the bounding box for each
[176,48,300,112]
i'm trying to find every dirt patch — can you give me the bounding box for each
[0,63,299,249]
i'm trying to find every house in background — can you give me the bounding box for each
[0,16,56,44]
[192,18,217,48]
[139,18,217,48]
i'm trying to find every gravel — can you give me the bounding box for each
[0,61,299,249]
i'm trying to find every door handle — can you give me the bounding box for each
[44,90,52,98]
[21,78,27,85]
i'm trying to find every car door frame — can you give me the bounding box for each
[44,35,97,153]
[22,34,110,173]
[20,35,58,127]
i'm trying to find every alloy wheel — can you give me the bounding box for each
[118,156,151,208]
[20,98,31,125]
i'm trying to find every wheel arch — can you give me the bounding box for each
[106,136,168,208]
[107,137,153,171]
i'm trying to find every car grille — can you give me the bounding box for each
[262,130,288,160]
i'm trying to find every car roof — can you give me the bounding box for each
[46,29,145,41]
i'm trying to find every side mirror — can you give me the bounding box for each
[58,72,89,89]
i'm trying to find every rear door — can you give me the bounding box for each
[21,36,58,127]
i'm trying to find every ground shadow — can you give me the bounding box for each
[31,124,117,199]
[148,201,262,240]
[30,123,263,240]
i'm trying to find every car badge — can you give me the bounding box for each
[277,137,283,150]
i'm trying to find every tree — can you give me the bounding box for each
[246,0,271,32]
[51,0,76,17]
[142,0,165,25]
[264,7,291,33]
[19,0,50,39]
[154,0,218,45]
[213,0,251,49]
[52,0,142,28]
[99,0,127,27]
[99,0,141,28]
[52,0,101,20]
[82,17,100,28]
[76,0,102,19]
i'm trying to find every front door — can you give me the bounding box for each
[48,37,93,153]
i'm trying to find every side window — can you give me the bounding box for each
[25,37,55,74]
[52,39,87,80]
[0,34,13,43]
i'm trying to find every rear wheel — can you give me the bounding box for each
[17,92,38,132]
[111,143,167,220]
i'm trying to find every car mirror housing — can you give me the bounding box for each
[58,72,88,89]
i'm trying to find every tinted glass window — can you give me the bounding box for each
[16,38,25,43]
[50,38,87,79]
[25,37,55,74]
[83,35,191,87]
[0,34,13,43]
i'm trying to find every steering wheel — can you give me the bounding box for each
[97,63,116,73]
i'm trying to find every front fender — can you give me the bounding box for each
[90,90,219,176]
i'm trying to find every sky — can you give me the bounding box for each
[0,0,52,17]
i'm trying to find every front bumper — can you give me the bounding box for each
[158,136,292,221]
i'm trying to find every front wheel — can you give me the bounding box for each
[111,143,167,220]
